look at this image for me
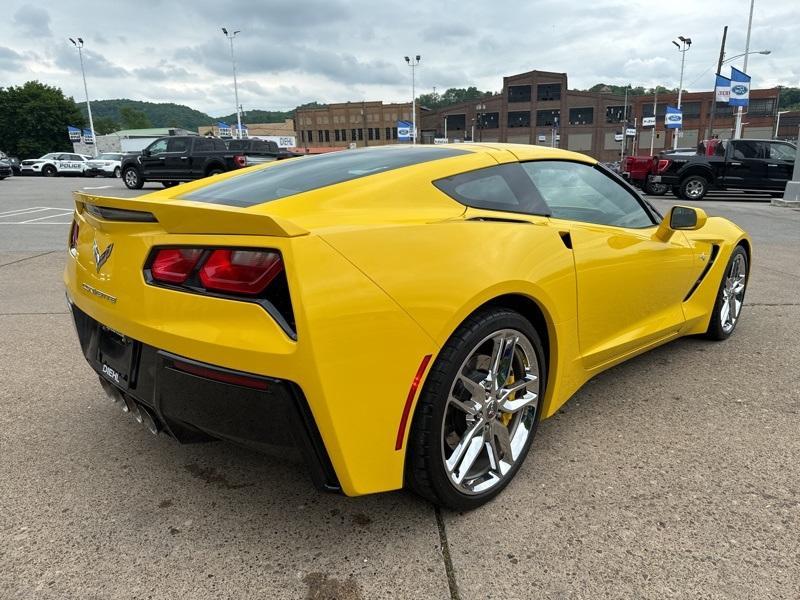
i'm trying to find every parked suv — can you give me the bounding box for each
[226,138,299,161]
[120,136,246,189]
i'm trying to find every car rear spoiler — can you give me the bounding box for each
[73,191,309,237]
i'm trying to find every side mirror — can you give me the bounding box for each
[141,149,150,157]
[654,205,708,241]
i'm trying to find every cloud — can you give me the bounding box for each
[53,46,129,78]
[133,61,195,82]
[12,7,52,37]
[0,46,25,71]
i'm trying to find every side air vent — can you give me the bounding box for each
[83,204,158,223]
[466,217,533,225]
[683,244,720,301]
[558,231,573,249]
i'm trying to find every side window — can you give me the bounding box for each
[148,139,168,154]
[732,140,767,159]
[167,138,188,153]
[521,161,654,228]
[433,163,549,215]
[193,138,212,152]
[769,143,795,161]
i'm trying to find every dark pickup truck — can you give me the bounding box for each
[121,136,246,189]
[649,138,796,200]
[226,138,299,161]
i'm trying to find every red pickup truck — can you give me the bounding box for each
[622,141,720,196]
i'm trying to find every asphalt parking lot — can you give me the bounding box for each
[1,176,798,599]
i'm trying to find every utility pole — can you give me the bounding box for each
[708,25,728,140]
[69,38,97,157]
[404,55,421,144]
[222,28,242,139]
[620,85,629,163]
[649,88,658,156]
[734,0,755,139]
[672,36,692,150]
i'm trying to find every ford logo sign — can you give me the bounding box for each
[667,114,681,122]
[732,84,748,95]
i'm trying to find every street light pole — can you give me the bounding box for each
[69,37,97,157]
[734,0,755,139]
[620,85,629,163]
[404,55,421,144]
[672,36,691,150]
[222,28,242,139]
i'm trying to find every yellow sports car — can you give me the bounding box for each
[65,144,750,510]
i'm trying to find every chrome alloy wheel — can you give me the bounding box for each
[720,253,746,333]
[685,179,705,199]
[124,169,138,187]
[441,329,540,495]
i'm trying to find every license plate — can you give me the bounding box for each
[97,327,136,389]
[651,175,662,182]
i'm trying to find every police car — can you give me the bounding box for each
[20,153,91,177]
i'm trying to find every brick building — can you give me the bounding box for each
[294,101,413,148]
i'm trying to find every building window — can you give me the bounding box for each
[445,114,466,131]
[393,127,398,139]
[341,129,347,141]
[569,107,593,125]
[536,109,560,127]
[358,128,364,141]
[335,130,340,142]
[642,103,667,118]
[301,130,305,142]
[508,85,531,103]
[537,84,562,101]
[709,102,733,117]
[385,127,392,139]
[325,130,330,142]
[508,111,531,128]
[681,102,701,118]
[748,98,775,116]
[368,128,374,140]
[605,106,628,123]
[477,112,499,129]
[351,129,357,141]
[374,127,381,140]
[307,130,313,143]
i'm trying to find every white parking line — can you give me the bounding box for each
[20,211,74,224]
[0,206,55,217]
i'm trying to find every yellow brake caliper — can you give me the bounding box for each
[501,374,514,426]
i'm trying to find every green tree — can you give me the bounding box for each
[119,106,152,129]
[417,87,495,110]
[0,81,85,158]
[92,116,119,135]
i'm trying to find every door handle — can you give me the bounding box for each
[180,156,188,160]
[768,164,778,167]
[729,162,741,166]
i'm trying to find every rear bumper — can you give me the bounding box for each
[649,174,680,185]
[69,300,340,492]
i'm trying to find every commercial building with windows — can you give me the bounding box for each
[294,101,413,149]
[295,69,784,161]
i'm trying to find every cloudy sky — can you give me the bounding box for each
[1,0,798,117]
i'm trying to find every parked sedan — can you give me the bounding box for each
[0,158,12,179]
[65,144,751,510]
[84,153,124,178]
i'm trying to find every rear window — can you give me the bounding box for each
[180,146,468,207]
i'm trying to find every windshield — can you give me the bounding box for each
[180,146,469,207]
[40,153,59,159]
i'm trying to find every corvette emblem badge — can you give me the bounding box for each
[93,240,114,273]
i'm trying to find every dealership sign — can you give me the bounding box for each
[642,116,656,127]
[665,106,682,129]
[397,120,413,141]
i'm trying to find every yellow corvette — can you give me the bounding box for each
[65,144,751,510]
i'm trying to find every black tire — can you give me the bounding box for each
[671,185,682,198]
[704,245,749,341]
[679,175,708,201]
[770,192,783,198]
[406,308,546,511]
[644,180,668,195]
[122,166,144,189]
[42,164,57,177]
[205,167,224,177]
[161,181,178,188]
[113,166,121,178]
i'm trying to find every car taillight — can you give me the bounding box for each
[69,220,79,250]
[234,154,246,168]
[655,159,671,174]
[151,248,204,283]
[199,249,283,295]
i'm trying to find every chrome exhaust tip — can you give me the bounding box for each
[99,378,123,404]
[138,404,161,435]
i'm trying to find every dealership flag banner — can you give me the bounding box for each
[715,74,731,103]
[397,120,412,141]
[67,126,81,141]
[665,106,682,129]
[82,129,94,144]
[642,116,656,127]
[729,67,751,107]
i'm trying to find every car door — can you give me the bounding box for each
[140,139,168,177]
[164,138,191,177]
[520,160,698,369]
[766,142,796,190]
[724,140,768,189]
